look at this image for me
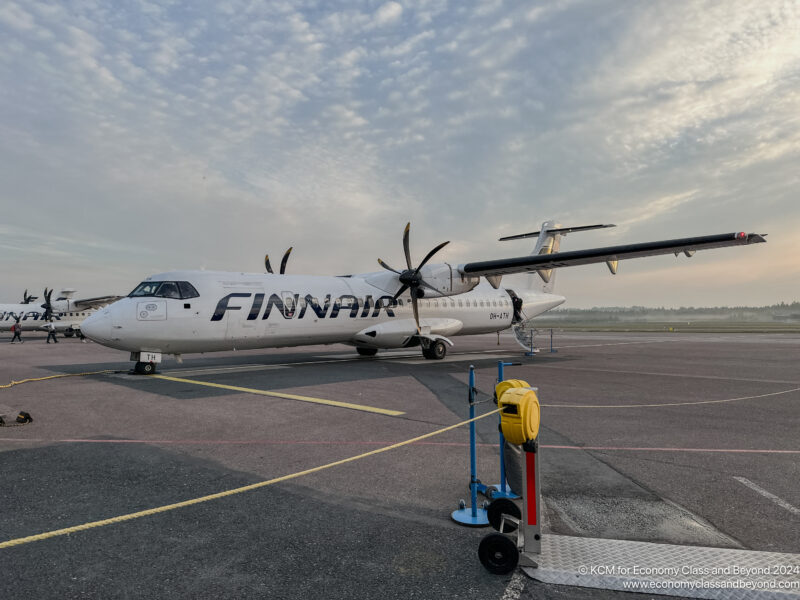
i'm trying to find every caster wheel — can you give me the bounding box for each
[487,498,521,532]
[458,499,466,510]
[479,533,519,574]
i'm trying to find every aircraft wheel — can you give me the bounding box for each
[430,340,447,360]
[478,533,519,574]
[135,361,156,375]
[356,347,378,357]
[63,330,74,338]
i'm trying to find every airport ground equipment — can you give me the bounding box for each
[479,381,541,574]
[476,361,522,500]
[451,366,490,527]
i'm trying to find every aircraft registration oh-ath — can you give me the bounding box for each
[81,222,766,374]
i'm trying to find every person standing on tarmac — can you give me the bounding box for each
[46,321,58,343]
[10,317,23,343]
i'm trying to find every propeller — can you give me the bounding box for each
[265,248,293,274]
[377,223,449,334]
[21,289,37,304]
[40,288,54,321]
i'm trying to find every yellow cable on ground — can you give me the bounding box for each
[540,386,800,409]
[0,408,500,549]
[0,370,113,390]
[151,374,405,416]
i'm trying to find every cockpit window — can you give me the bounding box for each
[129,281,200,299]
[177,281,199,299]
[129,282,161,297]
[158,282,180,299]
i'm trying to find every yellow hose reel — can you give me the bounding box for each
[493,379,528,404]
[495,380,540,445]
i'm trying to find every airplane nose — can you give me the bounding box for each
[81,309,112,342]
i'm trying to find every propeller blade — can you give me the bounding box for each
[280,247,292,275]
[402,222,412,270]
[411,294,421,334]
[391,283,410,301]
[418,280,439,294]
[265,254,273,274]
[378,259,401,274]
[416,240,450,272]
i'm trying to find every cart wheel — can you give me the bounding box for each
[487,498,521,532]
[479,533,519,574]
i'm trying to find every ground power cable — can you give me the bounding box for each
[0,370,115,390]
[537,386,800,409]
[0,408,501,549]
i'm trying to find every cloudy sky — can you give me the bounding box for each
[1,0,798,308]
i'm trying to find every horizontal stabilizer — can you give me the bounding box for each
[499,223,615,241]
[461,232,766,278]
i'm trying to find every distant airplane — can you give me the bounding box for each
[81,222,766,374]
[1,288,122,337]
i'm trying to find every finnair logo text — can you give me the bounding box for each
[211,293,397,322]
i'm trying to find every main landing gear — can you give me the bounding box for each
[134,361,156,375]
[422,339,447,360]
[356,347,378,357]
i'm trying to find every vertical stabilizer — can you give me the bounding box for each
[527,220,563,293]
[498,222,615,293]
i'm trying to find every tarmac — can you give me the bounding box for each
[0,330,798,599]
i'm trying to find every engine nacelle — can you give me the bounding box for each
[353,318,463,348]
[416,263,479,297]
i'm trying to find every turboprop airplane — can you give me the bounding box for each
[81,222,766,374]
[1,288,122,337]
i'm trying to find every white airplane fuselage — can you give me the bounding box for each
[82,270,565,355]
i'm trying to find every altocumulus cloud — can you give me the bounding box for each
[0,0,797,307]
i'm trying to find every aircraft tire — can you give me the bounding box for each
[356,347,378,357]
[135,361,156,375]
[422,341,446,360]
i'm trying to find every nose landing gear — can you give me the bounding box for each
[134,361,156,375]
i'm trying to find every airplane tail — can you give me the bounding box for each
[499,221,615,293]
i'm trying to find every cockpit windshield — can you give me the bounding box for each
[128,281,200,299]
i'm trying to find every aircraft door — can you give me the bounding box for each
[281,291,298,319]
[220,290,257,342]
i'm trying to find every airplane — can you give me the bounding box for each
[81,222,766,374]
[1,288,122,337]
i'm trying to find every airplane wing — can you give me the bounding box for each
[71,295,124,310]
[459,232,766,278]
